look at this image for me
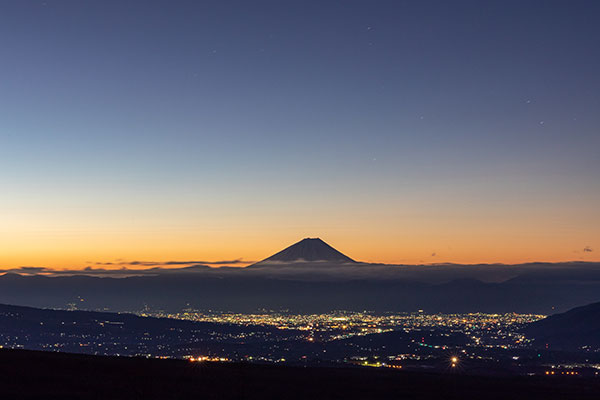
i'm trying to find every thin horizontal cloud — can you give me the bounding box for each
[583,246,593,253]
[2,261,600,281]
[48,266,214,276]
[0,265,225,277]
[0,266,52,274]
[94,259,253,267]
[0,259,255,277]
[16,266,47,273]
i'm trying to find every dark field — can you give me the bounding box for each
[1,349,599,400]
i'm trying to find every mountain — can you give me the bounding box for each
[253,238,356,265]
[2,239,600,314]
[2,267,600,314]
[524,301,600,350]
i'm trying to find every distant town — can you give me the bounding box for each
[2,303,599,378]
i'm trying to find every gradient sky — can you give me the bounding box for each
[1,0,599,269]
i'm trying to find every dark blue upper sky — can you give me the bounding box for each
[1,1,599,266]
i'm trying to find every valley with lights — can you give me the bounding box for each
[3,304,599,377]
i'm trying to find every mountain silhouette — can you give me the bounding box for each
[524,301,600,350]
[253,238,356,265]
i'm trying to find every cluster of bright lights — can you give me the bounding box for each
[188,356,229,363]
[450,356,459,368]
[139,310,544,346]
[545,370,578,375]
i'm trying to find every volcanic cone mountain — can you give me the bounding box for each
[254,238,356,265]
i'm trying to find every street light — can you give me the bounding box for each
[451,356,458,368]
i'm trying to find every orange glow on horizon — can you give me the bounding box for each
[0,227,597,271]
[1,189,598,270]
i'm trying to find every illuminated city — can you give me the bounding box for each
[3,305,599,377]
[142,309,544,348]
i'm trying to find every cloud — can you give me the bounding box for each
[0,266,52,274]
[0,265,216,277]
[3,261,600,283]
[93,259,253,267]
[0,259,255,277]
[16,266,48,272]
[48,266,214,276]
[584,246,593,253]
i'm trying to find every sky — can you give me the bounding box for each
[1,0,599,269]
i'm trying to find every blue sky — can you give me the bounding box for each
[0,1,598,267]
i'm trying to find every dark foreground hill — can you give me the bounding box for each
[1,349,599,400]
[525,301,600,350]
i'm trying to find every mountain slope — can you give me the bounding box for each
[253,238,356,265]
[524,301,600,350]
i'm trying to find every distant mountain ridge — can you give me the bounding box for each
[1,237,600,314]
[252,238,356,265]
